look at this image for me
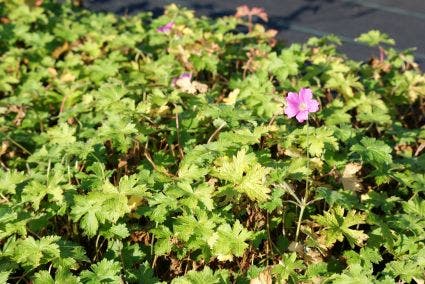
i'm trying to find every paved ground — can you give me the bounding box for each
[83,0,425,69]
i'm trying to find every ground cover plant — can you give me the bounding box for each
[0,0,425,283]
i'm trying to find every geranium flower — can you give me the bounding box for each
[157,21,174,33]
[284,88,319,123]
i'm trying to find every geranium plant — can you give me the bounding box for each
[0,1,424,283]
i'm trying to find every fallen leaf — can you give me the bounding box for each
[0,141,9,157]
[175,76,196,94]
[341,162,363,192]
[304,247,323,264]
[9,105,26,126]
[52,42,69,59]
[130,231,150,245]
[288,241,304,254]
[192,81,208,93]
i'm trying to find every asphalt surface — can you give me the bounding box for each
[83,0,425,69]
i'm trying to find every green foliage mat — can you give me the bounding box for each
[0,1,425,283]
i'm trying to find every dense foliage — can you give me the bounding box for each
[1,1,424,283]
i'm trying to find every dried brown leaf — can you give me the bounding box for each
[341,162,364,192]
[0,141,9,157]
[52,42,69,59]
[9,105,26,126]
[192,81,208,93]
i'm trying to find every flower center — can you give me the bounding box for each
[299,102,307,111]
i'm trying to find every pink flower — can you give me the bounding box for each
[284,88,319,123]
[157,21,174,33]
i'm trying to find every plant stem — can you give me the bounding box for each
[6,135,31,155]
[295,119,310,243]
[175,109,184,159]
[207,122,226,143]
[295,204,306,243]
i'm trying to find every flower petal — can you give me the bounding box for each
[295,110,309,123]
[286,92,300,105]
[299,88,313,102]
[284,103,298,118]
[179,73,192,80]
[307,99,319,113]
[157,21,175,33]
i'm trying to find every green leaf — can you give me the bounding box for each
[127,261,159,284]
[33,271,55,284]
[170,182,215,211]
[312,206,368,248]
[0,271,12,284]
[355,30,395,46]
[403,197,425,218]
[208,220,252,261]
[3,236,61,269]
[260,187,285,212]
[212,149,271,201]
[151,225,173,256]
[70,183,130,237]
[0,170,26,196]
[100,223,130,239]
[172,266,228,284]
[271,253,304,283]
[118,175,149,197]
[324,73,364,99]
[383,250,425,283]
[305,126,339,157]
[80,259,122,284]
[332,263,373,284]
[177,163,209,182]
[21,167,70,210]
[173,212,215,243]
[344,247,382,271]
[350,137,393,167]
